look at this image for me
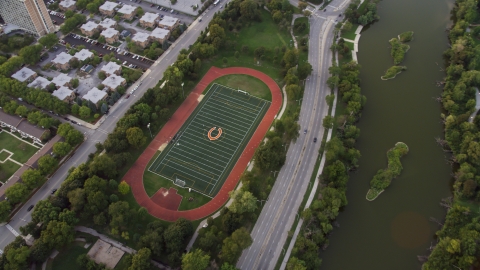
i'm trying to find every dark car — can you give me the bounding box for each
[51,188,57,194]
[126,94,130,99]
[313,137,317,143]
[27,205,34,211]
[304,129,307,134]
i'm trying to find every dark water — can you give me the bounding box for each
[320,0,454,269]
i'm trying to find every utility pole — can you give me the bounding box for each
[181,82,184,99]
[147,123,152,138]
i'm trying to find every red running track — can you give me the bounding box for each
[123,67,282,221]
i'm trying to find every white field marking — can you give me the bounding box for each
[203,102,260,124]
[6,224,19,237]
[211,83,272,104]
[158,161,220,183]
[214,91,267,109]
[210,96,263,115]
[196,109,257,133]
[165,150,225,173]
[179,136,237,157]
[174,141,232,163]
[146,169,215,199]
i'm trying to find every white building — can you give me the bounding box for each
[117,4,136,19]
[28,77,51,89]
[140,12,159,28]
[51,52,73,70]
[11,67,37,82]
[101,61,122,76]
[150,27,170,43]
[59,0,76,10]
[74,49,94,62]
[101,28,119,44]
[158,16,179,30]
[132,32,150,47]
[80,21,99,36]
[99,1,118,16]
[83,87,107,107]
[52,73,72,88]
[99,18,117,30]
[52,86,74,102]
[102,74,126,91]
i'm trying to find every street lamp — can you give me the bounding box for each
[271,170,279,177]
[296,98,303,105]
[181,82,185,99]
[147,123,152,138]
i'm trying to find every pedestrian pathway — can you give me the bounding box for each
[469,87,480,123]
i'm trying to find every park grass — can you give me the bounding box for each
[0,151,10,162]
[50,241,89,270]
[143,151,212,211]
[389,38,410,65]
[398,31,414,42]
[381,66,407,80]
[341,24,358,40]
[114,255,130,270]
[0,132,38,163]
[203,74,272,101]
[0,160,21,183]
[293,17,310,37]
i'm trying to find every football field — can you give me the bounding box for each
[148,83,270,197]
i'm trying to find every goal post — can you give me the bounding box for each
[174,177,186,187]
[237,89,248,95]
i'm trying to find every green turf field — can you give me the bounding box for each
[148,83,270,197]
[0,131,39,163]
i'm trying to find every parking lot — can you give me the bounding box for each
[63,35,154,70]
[117,0,195,23]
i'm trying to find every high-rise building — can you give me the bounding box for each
[0,0,54,36]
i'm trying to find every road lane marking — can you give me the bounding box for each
[6,224,19,237]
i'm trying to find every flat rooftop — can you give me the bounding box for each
[81,21,98,32]
[118,4,136,14]
[83,87,107,104]
[99,1,117,11]
[102,74,125,89]
[74,49,93,61]
[28,77,50,89]
[11,67,36,82]
[150,27,169,39]
[132,32,149,43]
[159,16,179,27]
[101,28,119,38]
[140,12,159,23]
[52,52,73,65]
[59,0,76,8]
[101,61,121,74]
[52,86,73,101]
[52,73,72,87]
[99,18,116,29]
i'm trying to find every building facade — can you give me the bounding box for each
[0,0,55,36]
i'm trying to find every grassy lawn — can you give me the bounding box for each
[50,241,90,270]
[114,255,130,270]
[366,189,382,201]
[0,160,21,183]
[293,17,310,37]
[345,41,355,51]
[0,151,10,162]
[381,66,407,80]
[341,24,359,40]
[0,132,39,163]
[203,74,272,101]
[144,151,212,210]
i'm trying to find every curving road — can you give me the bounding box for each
[0,2,227,253]
[236,1,350,269]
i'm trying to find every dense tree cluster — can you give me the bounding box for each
[60,14,87,34]
[422,0,480,269]
[344,0,379,26]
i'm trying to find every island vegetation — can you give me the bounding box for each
[381,66,407,80]
[398,31,414,42]
[389,38,410,65]
[366,142,409,201]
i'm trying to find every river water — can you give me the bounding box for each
[320,0,454,269]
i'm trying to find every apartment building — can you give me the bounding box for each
[0,0,54,36]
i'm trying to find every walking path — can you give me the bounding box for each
[124,67,282,221]
[469,87,480,123]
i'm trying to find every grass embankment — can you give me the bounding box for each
[203,74,272,101]
[366,142,409,201]
[398,31,414,42]
[341,24,359,40]
[389,38,410,65]
[0,131,39,163]
[293,17,310,37]
[381,66,407,80]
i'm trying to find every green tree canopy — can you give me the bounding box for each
[181,249,210,270]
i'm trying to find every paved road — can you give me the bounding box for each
[236,1,350,269]
[0,1,227,253]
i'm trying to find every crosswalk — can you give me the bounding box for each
[6,224,19,237]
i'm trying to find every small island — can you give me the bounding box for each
[381,66,407,80]
[366,142,409,201]
[398,31,414,42]
[389,38,410,65]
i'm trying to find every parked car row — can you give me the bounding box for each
[48,10,65,19]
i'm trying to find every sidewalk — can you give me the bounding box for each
[74,226,170,269]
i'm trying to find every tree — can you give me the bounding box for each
[38,155,58,175]
[297,62,313,80]
[126,127,146,148]
[254,136,286,170]
[118,181,130,195]
[287,256,307,270]
[14,105,28,117]
[53,142,72,157]
[31,200,60,224]
[5,245,30,270]
[5,183,29,204]
[164,218,194,253]
[181,249,210,270]
[40,220,75,249]
[21,169,45,189]
[322,115,334,129]
[219,227,253,263]
[88,154,117,179]
[71,78,79,89]
[19,44,42,65]
[39,33,59,49]
[65,9,75,18]
[239,0,258,20]
[98,35,106,44]
[79,105,91,119]
[128,248,152,270]
[136,7,145,17]
[228,189,257,214]
[108,201,130,229]
[0,201,12,222]
[67,188,86,212]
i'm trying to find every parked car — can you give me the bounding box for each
[51,189,57,194]
[126,94,130,99]
[313,137,317,143]
[27,205,34,211]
